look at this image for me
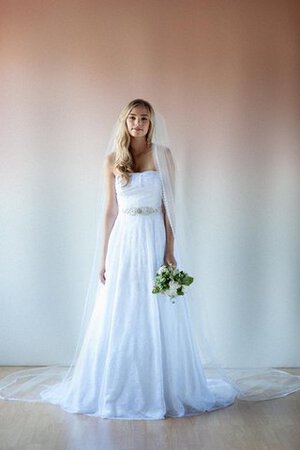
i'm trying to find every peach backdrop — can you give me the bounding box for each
[0,0,299,366]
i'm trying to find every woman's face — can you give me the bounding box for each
[126,105,150,139]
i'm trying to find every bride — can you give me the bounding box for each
[0,99,300,420]
[99,99,177,286]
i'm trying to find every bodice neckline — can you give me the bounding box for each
[131,170,158,174]
[115,170,158,177]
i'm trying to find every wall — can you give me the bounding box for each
[0,0,299,366]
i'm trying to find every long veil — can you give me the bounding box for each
[0,107,300,406]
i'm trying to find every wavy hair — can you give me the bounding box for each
[114,99,155,186]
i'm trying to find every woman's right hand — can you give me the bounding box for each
[99,266,106,285]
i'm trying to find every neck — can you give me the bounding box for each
[129,138,150,156]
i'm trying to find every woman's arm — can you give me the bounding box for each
[162,147,177,268]
[162,201,177,268]
[99,153,118,284]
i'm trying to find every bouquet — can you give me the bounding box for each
[152,264,194,303]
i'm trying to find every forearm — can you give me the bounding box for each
[163,206,174,254]
[165,226,174,254]
[101,211,118,265]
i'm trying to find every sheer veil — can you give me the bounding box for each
[0,102,300,406]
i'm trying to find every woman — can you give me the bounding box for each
[40,98,238,419]
[99,99,177,286]
[1,99,300,419]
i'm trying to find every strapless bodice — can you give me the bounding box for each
[115,171,163,210]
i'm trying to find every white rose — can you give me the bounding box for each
[165,281,180,297]
[158,265,166,274]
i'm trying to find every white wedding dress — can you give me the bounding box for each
[39,170,239,419]
[2,169,299,419]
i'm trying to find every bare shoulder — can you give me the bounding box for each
[158,144,172,156]
[104,151,116,166]
[103,151,116,176]
[164,146,174,162]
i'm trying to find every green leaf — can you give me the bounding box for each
[182,276,193,286]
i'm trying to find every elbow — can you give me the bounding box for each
[105,206,118,221]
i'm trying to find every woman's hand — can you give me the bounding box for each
[164,251,177,269]
[99,265,106,285]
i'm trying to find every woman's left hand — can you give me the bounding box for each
[164,252,177,269]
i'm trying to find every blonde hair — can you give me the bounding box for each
[114,99,155,186]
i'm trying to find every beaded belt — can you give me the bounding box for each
[121,206,162,216]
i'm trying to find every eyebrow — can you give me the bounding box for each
[128,113,149,116]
